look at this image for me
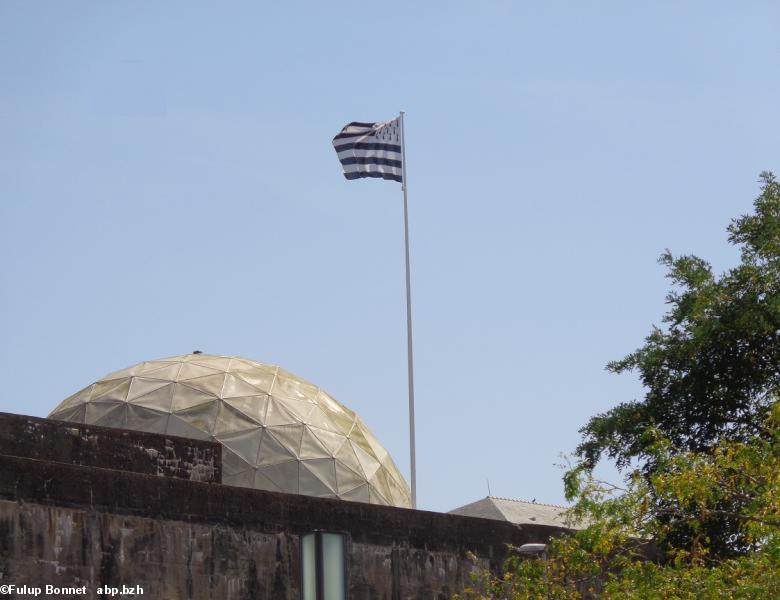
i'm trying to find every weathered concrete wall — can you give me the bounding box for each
[0,414,567,599]
[0,412,221,483]
[0,500,299,599]
[0,499,504,600]
[347,541,491,600]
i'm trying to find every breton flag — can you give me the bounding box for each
[332,113,418,508]
[332,117,403,183]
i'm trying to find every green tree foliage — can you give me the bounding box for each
[455,404,780,599]
[577,172,780,556]
[579,173,780,472]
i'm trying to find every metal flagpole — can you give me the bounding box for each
[399,111,417,509]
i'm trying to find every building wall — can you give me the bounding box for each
[0,414,567,599]
[0,499,298,599]
[0,412,221,483]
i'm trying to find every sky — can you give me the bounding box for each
[1,1,778,513]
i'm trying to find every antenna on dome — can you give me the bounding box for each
[486,478,491,497]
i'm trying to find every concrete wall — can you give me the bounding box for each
[0,412,221,483]
[0,414,567,599]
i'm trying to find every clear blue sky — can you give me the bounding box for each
[1,1,778,513]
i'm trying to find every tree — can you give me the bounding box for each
[580,172,780,469]
[456,403,780,599]
[577,172,780,556]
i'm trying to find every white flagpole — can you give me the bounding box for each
[399,111,417,508]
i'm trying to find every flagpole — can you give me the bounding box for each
[399,111,417,509]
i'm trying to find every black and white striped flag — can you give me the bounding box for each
[332,118,403,183]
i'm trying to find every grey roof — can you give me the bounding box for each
[449,496,580,529]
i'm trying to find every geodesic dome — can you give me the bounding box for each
[48,353,411,508]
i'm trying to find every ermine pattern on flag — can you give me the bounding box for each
[332,118,403,183]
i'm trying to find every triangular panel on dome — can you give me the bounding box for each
[369,466,392,495]
[375,466,411,507]
[274,396,316,423]
[335,462,368,496]
[101,364,142,382]
[177,362,224,382]
[90,378,131,403]
[352,441,381,480]
[216,427,264,465]
[51,403,86,424]
[314,390,338,410]
[231,365,277,394]
[264,397,300,427]
[189,355,233,371]
[178,373,227,397]
[308,426,348,456]
[166,414,211,440]
[221,447,254,476]
[223,395,269,426]
[269,424,305,457]
[86,400,124,424]
[126,405,169,434]
[303,405,343,433]
[55,384,94,412]
[172,382,218,412]
[334,439,363,476]
[299,426,333,459]
[228,357,265,371]
[271,371,318,403]
[256,460,300,494]
[136,362,182,381]
[214,401,263,434]
[140,357,180,365]
[315,391,354,417]
[348,425,374,456]
[253,468,283,493]
[368,481,392,506]
[222,373,266,398]
[318,401,357,435]
[300,459,338,497]
[360,425,390,462]
[341,483,370,503]
[384,470,412,507]
[129,383,174,412]
[93,402,128,428]
[173,400,219,435]
[304,458,338,491]
[127,377,173,403]
[258,428,298,465]
[382,457,409,490]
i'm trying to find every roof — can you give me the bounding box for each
[448,496,581,529]
[48,353,411,508]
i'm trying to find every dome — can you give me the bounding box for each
[48,353,412,508]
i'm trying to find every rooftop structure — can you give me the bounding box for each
[449,496,580,529]
[48,353,411,507]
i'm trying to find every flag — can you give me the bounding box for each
[332,117,403,183]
